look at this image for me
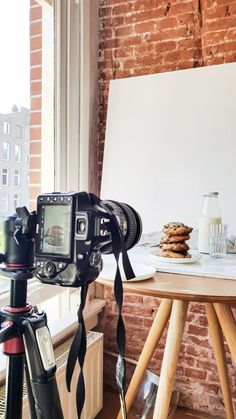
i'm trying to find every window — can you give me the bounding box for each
[14,194,20,209]
[0,0,97,314]
[14,145,21,163]
[2,142,10,161]
[1,194,8,212]
[2,168,9,186]
[3,120,11,135]
[14,170,20,187]
[16,125,22,138]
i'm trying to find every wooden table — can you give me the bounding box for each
[98,272,236,419]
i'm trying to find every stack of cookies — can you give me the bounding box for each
[158,222,193,259]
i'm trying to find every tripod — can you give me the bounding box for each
[0,268,64,419]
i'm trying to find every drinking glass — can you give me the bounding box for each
[208,224,228,258]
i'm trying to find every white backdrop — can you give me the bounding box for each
[101,62,236,234]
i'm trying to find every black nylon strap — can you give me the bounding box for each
[66,197,135,419]
[66,281,88,418]
[101,202,135,419]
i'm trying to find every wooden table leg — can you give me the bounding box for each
[214,303,236,366]
[116,298,173,419]
[205,303,234,419]
[153,300,188,419]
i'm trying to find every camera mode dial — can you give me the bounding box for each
[44,262,57,278]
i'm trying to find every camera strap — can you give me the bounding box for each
[101,202,135,419]
[66,280,89,419]
[66,196,135,419]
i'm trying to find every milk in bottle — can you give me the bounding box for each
[198,192,221,253]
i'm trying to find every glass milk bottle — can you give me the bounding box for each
[198,192,221,253]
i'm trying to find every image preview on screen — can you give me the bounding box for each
[42,205,71,255]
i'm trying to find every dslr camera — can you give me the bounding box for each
[32,191,142,287]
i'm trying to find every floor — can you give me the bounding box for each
[96,386,223,419]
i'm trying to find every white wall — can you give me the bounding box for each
[101,62,236,234]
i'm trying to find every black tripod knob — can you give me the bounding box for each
[44,262,57,278]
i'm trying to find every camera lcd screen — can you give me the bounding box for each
[42,205,71,256]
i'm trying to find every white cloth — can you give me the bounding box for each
[227,236,236,253]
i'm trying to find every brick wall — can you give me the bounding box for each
[29,0,42,210]
[97,0,236,416]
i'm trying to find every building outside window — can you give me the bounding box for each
[3,120,11,135]
[2,168,9,186]
[14,194,20,209]
[2,142,10,161]
[14,144,21,163]
[1,194,8,212]
[14,169,21,187]
[16,124,22,138]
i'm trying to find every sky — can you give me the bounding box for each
[0,0,30,114]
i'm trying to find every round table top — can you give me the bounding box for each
[97,272,236,303]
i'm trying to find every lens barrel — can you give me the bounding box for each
[101,200,142,254]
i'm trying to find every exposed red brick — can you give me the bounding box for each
[30,127,41,141]
[30,112,41,126]
[30,51,42,66]
[30,36,42,51]
[30,141,41,155]
[30,21,42,36]
[30,97,42,111]
[30,6,42,21]
[30,67,42,81]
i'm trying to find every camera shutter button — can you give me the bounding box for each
[44,262,57,278]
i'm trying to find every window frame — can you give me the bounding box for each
[2,142,10,161]
[14,169,21,187]
[1,194,9,212]
[3,120,11,135]
[54,0,99,193]
[2,168,9,186]
[14,144,21,163]
[14,194,20,209]
[16,124,22,139]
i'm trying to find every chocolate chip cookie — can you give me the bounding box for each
[162,222,193,237]
[160,234,190,244]
[161,242,189,252]
[157,250,191,258]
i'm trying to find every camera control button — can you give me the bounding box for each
[44,262,57,278]
[36,268,44,277]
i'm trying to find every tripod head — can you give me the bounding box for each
[0,207,36,271]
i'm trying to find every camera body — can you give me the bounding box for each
[34,192,142,287]
[35,192,107,287]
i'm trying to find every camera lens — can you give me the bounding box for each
[101,200,142,254]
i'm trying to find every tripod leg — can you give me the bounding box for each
[23,313,64,419]
[5,356,24,419]
[24,361,37,419]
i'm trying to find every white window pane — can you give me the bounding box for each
[14,170,21,187]
[2,142,10,161]
[2,194,8,212]
[0,0,55,246]
[15,145,21,163]
[2,168,9,186]
[16,124,22,138]
[3,120,11,135]
[14,194,20,208]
